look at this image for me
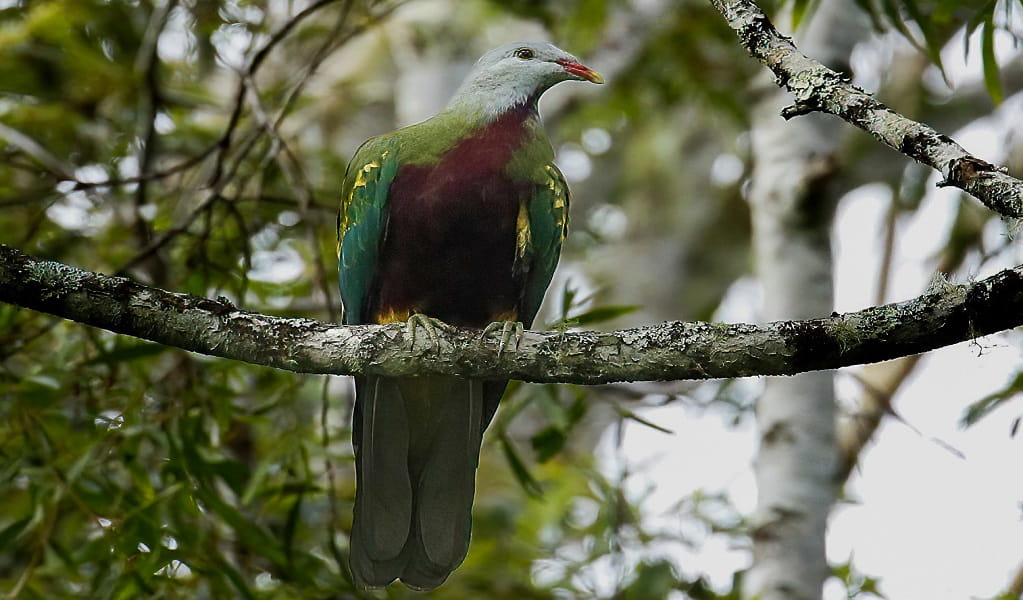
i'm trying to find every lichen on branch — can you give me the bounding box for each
[710,0,1023,218]
[2,244,1022,384]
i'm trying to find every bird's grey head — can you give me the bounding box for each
[447,42,603,120]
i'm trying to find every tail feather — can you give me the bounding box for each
[350,376,488,591]
[408,379,482,575]
[350,377,413,588]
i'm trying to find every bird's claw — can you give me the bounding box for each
[406,314,452,352]
[482,320,524,358]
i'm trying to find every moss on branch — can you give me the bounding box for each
[711,0,1023,218]
[2,245,1022,383]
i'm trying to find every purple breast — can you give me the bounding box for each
[370,106,535,327]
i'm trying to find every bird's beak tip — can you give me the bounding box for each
[557,59,605,84]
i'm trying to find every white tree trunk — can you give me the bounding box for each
[745,3,868,598]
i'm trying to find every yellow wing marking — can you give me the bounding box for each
[546,164,570,240]
[336,153,387,258]
[490,309,519,322]
[353,159,380,189]
[515,199,532,261]
[374,307,411,324]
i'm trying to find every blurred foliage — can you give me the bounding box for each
[0,0,757,597]
[1,0,1021,597]
[831,561,885,599]
[961,371,1023,434]
[786,0,1019,102]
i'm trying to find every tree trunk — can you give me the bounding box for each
[744,2,868,598]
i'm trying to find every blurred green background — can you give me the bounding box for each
[1,0,1021,598]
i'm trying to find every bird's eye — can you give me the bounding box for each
[515,47,534,60]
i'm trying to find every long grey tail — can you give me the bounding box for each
[349,375,490,591]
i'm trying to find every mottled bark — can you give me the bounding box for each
[711,0,1023,219]
[742,1,865,597]
[2,244,1022,383]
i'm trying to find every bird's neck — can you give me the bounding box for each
[421,99,548,178]
[444,80,542,125]
[436,95,542,147]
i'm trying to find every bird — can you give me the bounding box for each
[337,41,603,590]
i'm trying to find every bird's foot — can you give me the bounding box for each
[481,320,525,358]
[406,313,452,352]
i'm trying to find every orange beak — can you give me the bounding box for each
[557,59,604,84]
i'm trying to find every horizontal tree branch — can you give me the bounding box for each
[711,0,1023,218]
[2,245,1022,383]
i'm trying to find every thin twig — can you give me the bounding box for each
[131,0,179,282]
[5,244,1023,383]
[207,0,352,188]
[0,122,76,180]
[244,68,340,320]
[115,127,264,276]
[58,0,364,193]
[710,0,1023,218]
[116,0,396,277]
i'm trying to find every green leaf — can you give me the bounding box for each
[933,0,961,23]
[531,426,566,463]
[120,483,183,524]
[168,424,290,570]
[570,304,641,326]
[0,516,32,551]
[961,372,1023,427]
[624,560,677,600]
[560,278,578,319]
[566,395,588,426]
[790,0,817,29]
[283,492,303,560]
[965,0,998,57]
[85,341,168,365]
[499,433,543,498]
[878,0,946,81]
[981,14,1002,104]
[548,304,640,329]
[615,404,674,435]
[64,444,96,483]
[901,0,947,77]
[212,553,258,600]
[880,0,917,40]
[852,0,887,30]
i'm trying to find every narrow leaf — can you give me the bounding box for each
[852,0,886,31]
[531,426,566,463]
[965,0,999,61]
[901,0,947,78]
[560,279,577,319]
[499,433,543,498]
[614,404,674,435]
[960,372,1023,427]
[283,492,303,560]
[880,0,919,43]
[85,341,168,365]
[568,304,641,326]
[981,15,1003,104]
[213,554,258,600]
[0,516,32,551]
[791,0,813,29]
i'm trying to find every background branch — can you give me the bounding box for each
[2,244,1022,384]
[710,0,1023,218]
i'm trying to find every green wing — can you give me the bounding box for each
[337,141,398,325]
[517,163,570,328]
